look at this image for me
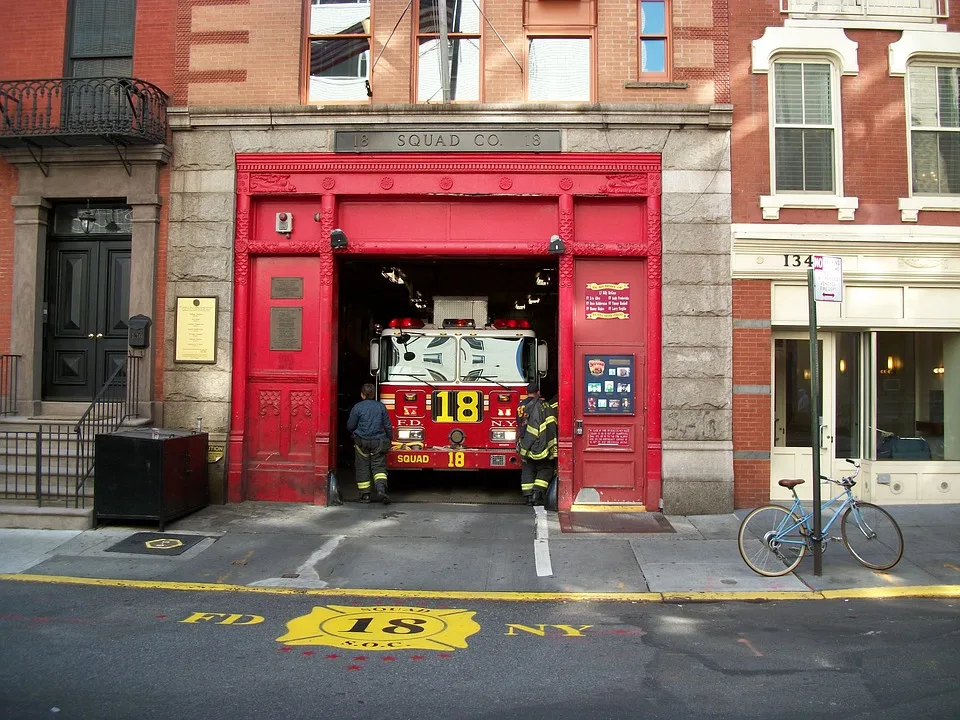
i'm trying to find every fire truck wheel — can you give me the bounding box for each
[545,476,558,512]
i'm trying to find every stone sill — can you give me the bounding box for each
[760,194,859,221]
[899,196,960,222]
[624,81,689,90]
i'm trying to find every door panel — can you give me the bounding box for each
[44,239,130,399]
[244,256,321,501]
[572,259,647,504]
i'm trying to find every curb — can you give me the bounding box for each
[2,573,959,602]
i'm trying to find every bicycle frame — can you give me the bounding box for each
[773,488,856,551]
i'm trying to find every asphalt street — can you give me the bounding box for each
[1,579,958,720]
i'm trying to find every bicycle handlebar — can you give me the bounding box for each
[820,458,862,487]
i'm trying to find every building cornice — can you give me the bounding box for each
[167,104,734,131]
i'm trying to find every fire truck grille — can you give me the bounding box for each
[489,455,506,467]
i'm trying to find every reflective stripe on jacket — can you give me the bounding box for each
[517,396,558,461]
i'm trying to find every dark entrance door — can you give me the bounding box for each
[43,239,131,400]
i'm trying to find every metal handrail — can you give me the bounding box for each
[73,354,142,506]
[0,77,168,145]
[0,354,20,416]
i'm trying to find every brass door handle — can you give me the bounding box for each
[88,333,95,339]
[95,333,103,339]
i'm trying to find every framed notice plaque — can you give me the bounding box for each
[583,354,635,415]
[175,297,218,364]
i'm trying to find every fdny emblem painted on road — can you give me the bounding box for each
[144,538,183,550]
[276,605,480,651]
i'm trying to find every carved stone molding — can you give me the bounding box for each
[249,174,297,193]
[259,390,281,417]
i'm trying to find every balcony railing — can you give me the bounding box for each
[782,0,949,19]
[0,77,168,149]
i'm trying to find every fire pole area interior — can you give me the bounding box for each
[336,257,559,504]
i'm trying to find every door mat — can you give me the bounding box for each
[558,512,675,534]
[104,532,212,556]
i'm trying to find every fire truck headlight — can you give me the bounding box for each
[396,428,424,441]
[490,429,516,443]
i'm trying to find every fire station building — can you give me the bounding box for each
[1,1,733,515]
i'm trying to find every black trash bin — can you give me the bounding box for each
[94,428,209,530]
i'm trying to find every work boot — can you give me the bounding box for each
[359,493,371,504]
[376,482,390,505]
[532,490,545,507]
[524,494,534,506]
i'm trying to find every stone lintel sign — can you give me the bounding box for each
[335,130,561,153]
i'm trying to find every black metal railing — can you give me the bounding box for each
[73,354,142,507]
[0,426,79,506]
[0,77,168,147]
[0,355,19,416]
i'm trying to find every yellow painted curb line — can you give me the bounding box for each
[2,573,959,602]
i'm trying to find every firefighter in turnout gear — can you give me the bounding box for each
[346,382,393,504]
[517,381,558,506]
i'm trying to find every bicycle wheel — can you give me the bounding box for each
[841,502,903,570]
[738,505,807,577]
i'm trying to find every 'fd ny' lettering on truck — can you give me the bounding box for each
[369,296,548,471]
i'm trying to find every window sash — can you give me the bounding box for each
[308,1,371,102]
[773,61,837,193]
[909,65,960,194]
[528,37,591,102]
[639,1,669,76]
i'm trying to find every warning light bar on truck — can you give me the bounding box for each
[387,318,426,329]
[491,318,531,330]
[441,318,476,329]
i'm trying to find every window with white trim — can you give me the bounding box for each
[772,60,837,193]
[909,64,960,195]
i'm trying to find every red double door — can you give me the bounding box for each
[244,256,322,501]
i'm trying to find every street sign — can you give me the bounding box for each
[812,255,843,302]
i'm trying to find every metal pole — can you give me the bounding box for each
[437,0,452,103]
[807,269,822,577]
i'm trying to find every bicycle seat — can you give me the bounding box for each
[778,478,805,489]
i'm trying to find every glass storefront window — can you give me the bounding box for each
[875,332,958,461]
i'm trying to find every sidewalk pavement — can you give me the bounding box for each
[1,501,959,600]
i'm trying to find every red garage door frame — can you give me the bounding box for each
[227,152,662,511]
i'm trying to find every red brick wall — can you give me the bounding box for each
[730,3,960,227]
[733,279,772,508]
[0,1,69,79]
[173,0,728,106]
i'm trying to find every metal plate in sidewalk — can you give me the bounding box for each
[104,532,212,556]
[559,512,675,534]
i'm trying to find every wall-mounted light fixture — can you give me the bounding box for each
[839,359,846,374]
[548,234,565,254]
[880,355,904,375]
[527,295,541,305]
[78,201,96,234]
[381,267,405,284]
[933,366,945,375]
[330,228,348,250]
[535,270,553,286]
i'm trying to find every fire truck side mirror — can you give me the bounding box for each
[537,341,549,374]
[369,339,380,374]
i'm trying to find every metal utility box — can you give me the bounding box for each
[128,314,152,349]
[94,429,209,530]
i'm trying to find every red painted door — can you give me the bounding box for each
[573,259,647,504]
[245,256,320,501]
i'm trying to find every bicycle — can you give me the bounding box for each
[737,459,904,577]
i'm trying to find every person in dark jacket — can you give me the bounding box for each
[517,381,558,506]
[346,382,393,504]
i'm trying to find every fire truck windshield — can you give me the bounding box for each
[382,335,531,385]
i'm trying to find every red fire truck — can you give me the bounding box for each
[369,296,547,471]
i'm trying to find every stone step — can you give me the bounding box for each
[0,501,94,530]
